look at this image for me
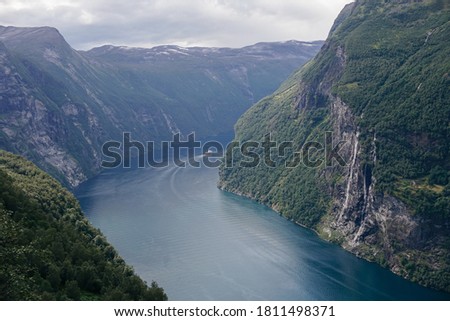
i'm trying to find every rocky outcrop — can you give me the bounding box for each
[322,94,419,265]
[0,42,87,186]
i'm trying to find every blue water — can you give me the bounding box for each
[76,158,450,300]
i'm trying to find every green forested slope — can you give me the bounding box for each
[333,0,450,211]
[219,0,450,292]
[0,150,167,300]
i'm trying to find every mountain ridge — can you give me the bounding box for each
[0,25,323,187]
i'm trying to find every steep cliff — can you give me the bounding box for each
[0,25,322,187]
[219,0,450,292]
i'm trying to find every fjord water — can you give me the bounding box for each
[76,158,449,300]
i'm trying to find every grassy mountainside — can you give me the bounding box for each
[0,25,322,187]
[0,150,167,300]
[219,0,450,292]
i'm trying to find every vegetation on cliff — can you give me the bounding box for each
[0,150,167,300]
[219,0,450,292]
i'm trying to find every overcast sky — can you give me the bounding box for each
[0,0,351,50]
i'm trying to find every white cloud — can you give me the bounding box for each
[0,0,351,49]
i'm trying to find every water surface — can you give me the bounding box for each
[76,159,450,300]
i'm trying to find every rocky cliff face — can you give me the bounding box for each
[321,76,449,294]
[219,0,450,292]
[0,39,93,186]
[323,92,426,275]
[0,26,322,187]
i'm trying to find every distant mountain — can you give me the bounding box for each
[0,149,167,300]
[219,0,450,292]
[0,25,323,187]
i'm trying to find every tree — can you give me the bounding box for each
[65,280,81,300]
[429,166,449,185]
